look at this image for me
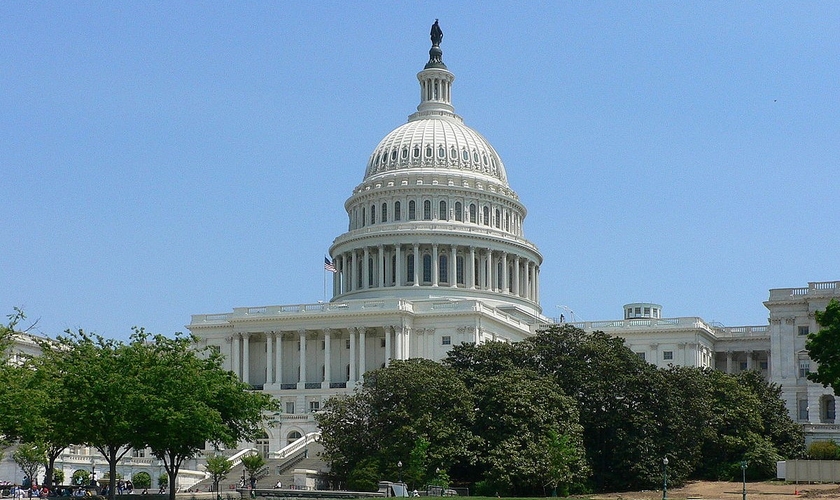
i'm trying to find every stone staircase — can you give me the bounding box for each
[192,439,327,492]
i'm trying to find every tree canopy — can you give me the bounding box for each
[319,324,804,495]
[807,299,840,394]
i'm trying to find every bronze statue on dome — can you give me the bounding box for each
[430,20,443,46]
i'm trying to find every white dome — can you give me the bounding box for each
[364,116,509,185]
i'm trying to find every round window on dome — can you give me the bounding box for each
[426,146,432,158]
[438,146,445,158]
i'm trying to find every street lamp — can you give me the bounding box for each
[741,461,748,500]
[662,457,669,500]
[90,457,96,487]
[397,461,403,484]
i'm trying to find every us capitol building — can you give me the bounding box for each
[185,23,840,453]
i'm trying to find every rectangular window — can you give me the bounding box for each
[798,326,809,336]
[760,361,769,370]
[799,399,809,421]
[381,338,386,348]
[663,351,673,360]
[636,352,646,361]
[442,336,451,346]
[309,401,320,412]
[285,402,295,414]
[739,362,748,371]
[644,307,651,316]
[346,339,351,349]
[321,340,326,350]
[800,361,811,378]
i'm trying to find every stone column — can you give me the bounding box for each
[487,250,495,291]
[450,244,457,287]
[395,245,402,286]
[348,252,355,292]
[297,329,306,389]
[349,329,357,385]
[378,245,385,288]
[413,243,420,286]
[502,252,508,293]
[276,332,284,385]
[432,244,439,286]
[726,351,733,374]
[513,255,520,296]
[395,326,403,360]
[231,334,239,379]
[266,332,274,385]
[358,327,367,382]
[478,250,486,289]
[535,265,540,304]
[322,329,331,389]
[363,247,370,289]
[242,333,250,385]
[469,246,476,289]
[385,325,392,366]
[746,350,753,370]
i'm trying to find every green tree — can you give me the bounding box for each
[807,299,840,393]
[317,359,476,487]
[13,443,46,490]
[126,329,276,500]
[735,370,804,459]
[808,440,839,459]
[52,469,64,486]
[527,325,666,491]
[132,472,152,490]
[241,453,265,488]
[39,331,139,500]
[72,470,90,487]
[205,455,233,493]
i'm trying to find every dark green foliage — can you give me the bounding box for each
[132,472,152,490]
[808,299,840,394]
[808,440,839,459]
[346,458,379,492]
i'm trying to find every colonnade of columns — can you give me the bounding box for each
[226,326,415,388]
[721,349,771,374]
[331,244,539,302]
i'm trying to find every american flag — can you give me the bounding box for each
[324,256,337,273]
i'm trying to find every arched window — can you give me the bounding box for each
[368,257,374,287]
[287,431,302,446]
[361,207,366,227]
[413,146,420,158]
[381,202,388,223]
[439,255,448,283]
[495,208,500,228]
[390,150,397,161]
[497,261,503,290]
[256,431,270,458]
[423,254,432,283]
[439,200,447,221]
[408,200,416,220]
[462,150,469,161]
[505,212,509,231]
[407,254,415,283]
[394,201,401,221]
[423,200,431,220]
[357,264,363,289]
[455,202,463,222]
[508,266,514,293]
[450,147,457,158]
[371,205,376,225]
[425,146,433,158]
[438,146,445,158]
[469,204,477,223]
[401,148,408,159]
[456,256,464,284]
[483,206,490,226]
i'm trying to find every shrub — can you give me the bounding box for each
[807,440,839,459]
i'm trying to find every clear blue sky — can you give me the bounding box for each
[2,2,838,339]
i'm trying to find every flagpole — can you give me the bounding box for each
[323,265,327,303]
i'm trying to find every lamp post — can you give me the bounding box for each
[662,457,669,500]
[90,457,96,488]
[741,461,748,500]
[397,461,403,484]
